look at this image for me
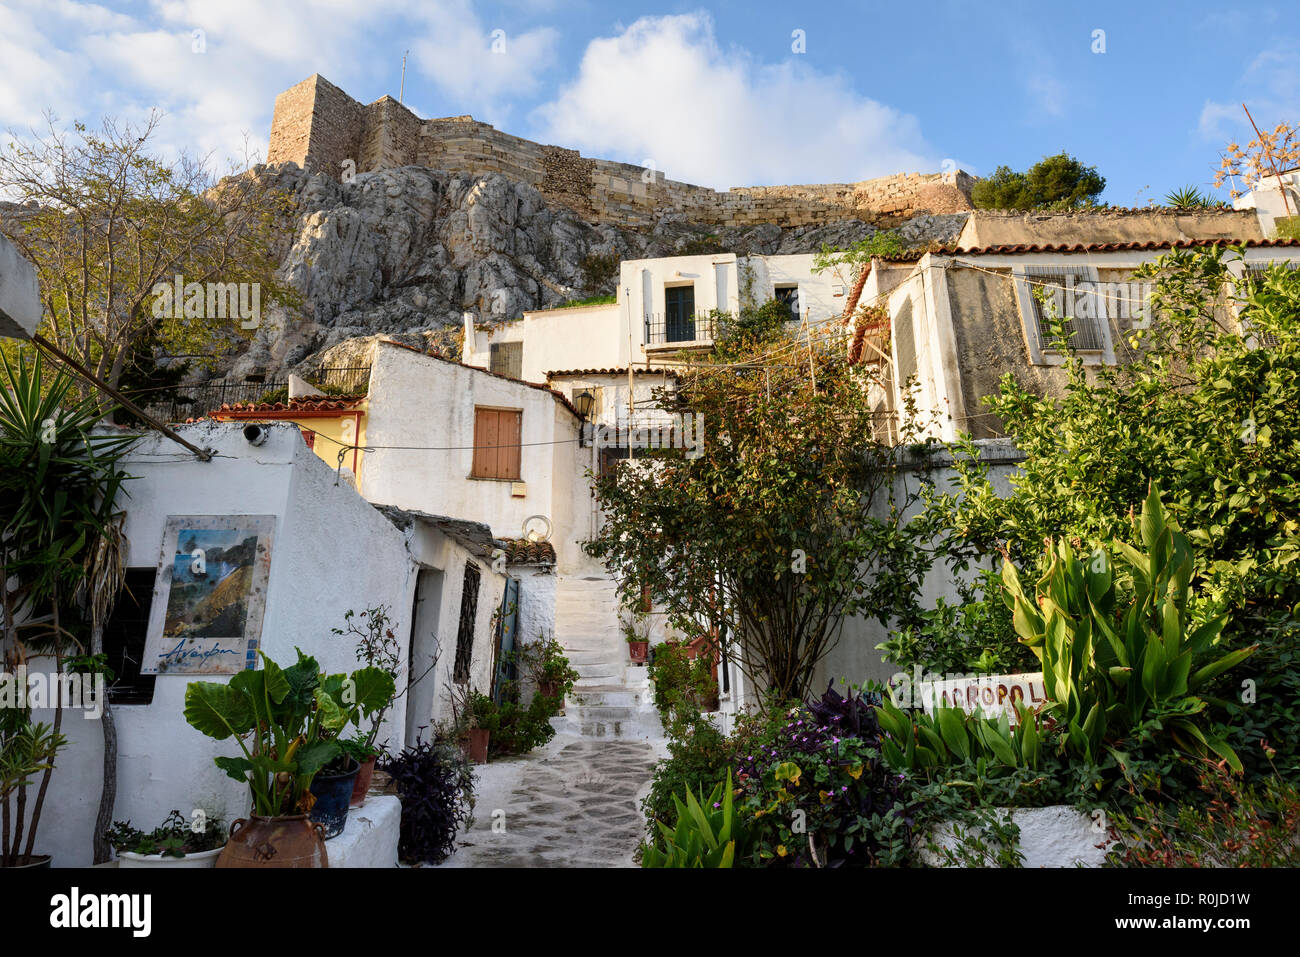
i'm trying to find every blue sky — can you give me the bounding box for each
[2,1,1296,204]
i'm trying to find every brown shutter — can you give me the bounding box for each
[472,408,522,479]
[500,410,522,479]
[472,408,496,477]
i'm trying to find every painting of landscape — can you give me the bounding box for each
[164,528,257,639]
[142,515,275,675]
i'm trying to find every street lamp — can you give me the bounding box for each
[573,389,596,447]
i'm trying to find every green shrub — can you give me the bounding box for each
[470,687,559,758]
[1108,765,1300,867]
[647,640,717,720]
[877,567,1031,675]
[641,709,732,845]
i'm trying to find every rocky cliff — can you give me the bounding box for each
[225,163,969,380]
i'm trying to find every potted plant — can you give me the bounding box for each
[623,616,651,664]
[332,606,413,807]
[184,648,390,866]
[525,636,579,708]
[308,661,395,836]
[105,809,227,868]
[0,708,65,868]
[465,690,493,764]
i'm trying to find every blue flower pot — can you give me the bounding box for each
[309,757,360,840]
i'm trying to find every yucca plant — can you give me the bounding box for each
[642,771,746,868]
[1001,483,1255,770]
[1164,185,1209,209]
[1,350,135,866]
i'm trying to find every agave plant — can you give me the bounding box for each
[1001,483,1255,770]
[642,771,746,868]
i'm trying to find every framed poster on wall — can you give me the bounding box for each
[140,515,276,675]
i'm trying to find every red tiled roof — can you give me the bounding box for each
[213,394,366,415]
[378,340,583,419]
[494,538,557,564]
[546,368,677,378]
[883,237,1300,261]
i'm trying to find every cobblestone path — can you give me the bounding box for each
[438,734,662,868]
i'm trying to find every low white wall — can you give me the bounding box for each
[811,440,1025,697]
[23,422,415,867]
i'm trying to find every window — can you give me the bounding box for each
[102,568,158,705]
[1012,264,1113,365]
[664,285,696,342]
[471,407,522,480]
[774,284,800,320]
[489,341,523,379]
[1237,261,1296,347]
[453,562,481,683]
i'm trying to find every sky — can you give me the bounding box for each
[1,0,1296,204]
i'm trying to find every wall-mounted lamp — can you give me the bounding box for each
[573,389,596,447]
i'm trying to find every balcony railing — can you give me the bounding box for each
[138,366,371,423]
[644,312,718,348]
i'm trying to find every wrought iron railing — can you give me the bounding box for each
[644,312,718,347]
[138,366,371,422]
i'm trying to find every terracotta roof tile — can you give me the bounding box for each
[546,368,677,378]
[884,237,1300,261]
[214,394,366,415]
[493,538,557,564]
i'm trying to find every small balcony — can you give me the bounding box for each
[643,312,717,351]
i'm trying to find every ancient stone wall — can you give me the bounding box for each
[268,75,974,227]
[267,75,364,180]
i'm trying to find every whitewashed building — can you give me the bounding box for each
[20,420,515,866]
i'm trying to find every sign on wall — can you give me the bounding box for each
[914,672,1047,725]
[141,515,276,675]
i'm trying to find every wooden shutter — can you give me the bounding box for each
[472,408,522,479]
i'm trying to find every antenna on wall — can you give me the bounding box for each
[399,50,409,104]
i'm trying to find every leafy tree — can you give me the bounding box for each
[583,323,940,700]
[971,153,1106,210]
[0,112,298,411]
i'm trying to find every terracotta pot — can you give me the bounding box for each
[463,728,490,764]
[350,755,377,807]
[309,757,361,839]
[216,815,328,868]
[628,640,649,663]
[538,680,558,699]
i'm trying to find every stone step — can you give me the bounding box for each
[569,689,640,708]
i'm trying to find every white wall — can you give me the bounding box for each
[362,341,589,571]
[463,253,847,382]
[402,521,509,734]
[24,421,415,867]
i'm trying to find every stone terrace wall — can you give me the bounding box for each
[269,75,974,228]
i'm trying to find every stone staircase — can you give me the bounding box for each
[551,576,662,740]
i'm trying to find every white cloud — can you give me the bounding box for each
[409,0,558,122]
[1198,42,1300,142]
[0,0,558,170]
[530,12,939,189]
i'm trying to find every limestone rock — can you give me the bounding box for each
[208,163,970,380]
